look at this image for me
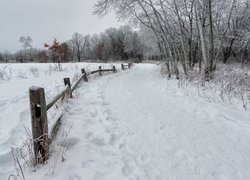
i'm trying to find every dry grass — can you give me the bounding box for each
[161,62,250,110]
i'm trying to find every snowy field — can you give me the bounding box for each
[1,63,250,180]
[0,62,120,179]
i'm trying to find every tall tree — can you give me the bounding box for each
[3,50,10,63]
[44,39,64,70]
[0,52,3,62]
[60,42,70,62]
[19,36,33,62]
[36,51,48,63]
[71,33,85,62]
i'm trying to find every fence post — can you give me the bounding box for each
[112,66,116,73]
[121,64,125,70]
[29,87,49,164]
[64,78,73,98]
[99,66,102,76]
[81,68,88,82]
[128,62,131,69]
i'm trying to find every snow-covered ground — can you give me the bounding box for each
[1,63,250,180]
[0,62,119,179]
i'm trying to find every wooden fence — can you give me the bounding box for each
[29,63,132,164]
[121,62,132,70]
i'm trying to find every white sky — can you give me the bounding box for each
[0,0,124,52]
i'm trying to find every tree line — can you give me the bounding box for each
[0,25,149,63]
[1,0,249,84]
[94,0,249,83]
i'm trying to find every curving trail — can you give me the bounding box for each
[5,63,250,180]
[104,64,250,180]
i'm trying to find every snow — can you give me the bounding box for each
[1,63,250,180]
[105,64,250,179]
[0,62,119,179]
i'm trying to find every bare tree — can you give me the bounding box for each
[19,36,33,62]
[94,0,249,83]
[60,42,70,62]
[71,33,85,62]
[3,50,10,63]
[0,52,3,62]
[36,51,48,63]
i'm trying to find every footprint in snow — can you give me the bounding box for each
[109,133,118,145]
[68,174,82,180]
[90,138,106,147]
[89,109,97,118]
[119,141,126,149]
[122,164,132,176]
[86,132,94,139]
[137,155,150,164]
[160,125,165,130]
[57,137,80,149]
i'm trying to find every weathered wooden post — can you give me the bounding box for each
[64,78,73,98]
[128,62,131,69]
[81,68,88,82]
[29,87,49,164]
[99,66,102,76]
[121,64,125,70]
[112,66,116,73]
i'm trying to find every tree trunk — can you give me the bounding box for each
[208,0,214,74]
[173,0,189,73]
[195,0,209,84]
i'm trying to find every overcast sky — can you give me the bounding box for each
[0,0,124,53]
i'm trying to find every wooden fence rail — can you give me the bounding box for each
[121,62,132,70]
[29,63,132,164]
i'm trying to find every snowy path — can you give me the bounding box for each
[6,64,250,180]
[105,64,250,180]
